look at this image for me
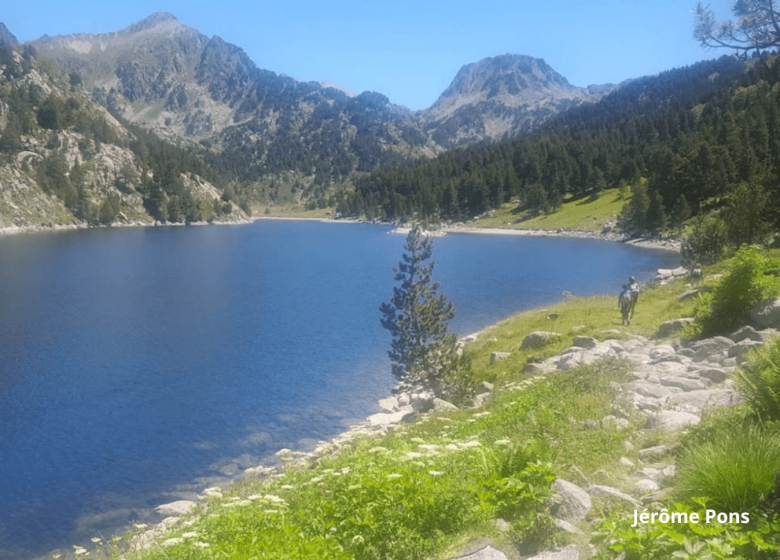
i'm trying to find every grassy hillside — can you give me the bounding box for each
[464,188,628,234]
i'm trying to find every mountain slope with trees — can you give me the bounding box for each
[342,53,780,239]
[0,28,250,229]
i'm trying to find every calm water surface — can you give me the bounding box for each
[0,221,679,558]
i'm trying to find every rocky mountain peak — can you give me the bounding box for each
[420,53,611,147]
[124,12,182,34]
[0,23,19,49]
[431,54,576,113]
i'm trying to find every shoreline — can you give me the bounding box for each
[16,216,680,558]
[0,214,682,253]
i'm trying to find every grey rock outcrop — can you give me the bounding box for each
[750,299,780,329]
[656,318,695,338]
[522,331,561,349]
[154,500,196,517]
[551,479,592,521]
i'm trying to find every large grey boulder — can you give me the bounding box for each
[728,339,764,358]
[730,325,765,343]
[433,398,459,412]
[668,389,742,410]
[367,406,415,427]
[647,410,701,429]
[552,479,592,521]
[155,500,196,517]
[688,336,735,362]
[656,318,695,338]
[750,299,780,329]
[522,331,561,349]
[572,336,598,349]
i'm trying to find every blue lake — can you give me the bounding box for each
[0,221,679,558]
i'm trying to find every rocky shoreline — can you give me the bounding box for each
[119,300,780,560]
[1,214,682,255]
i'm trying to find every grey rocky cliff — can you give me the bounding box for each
[419,54,614,147]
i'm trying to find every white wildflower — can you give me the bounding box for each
[494,439,511,446]
[386,473,403,479]
[428,470,444,476]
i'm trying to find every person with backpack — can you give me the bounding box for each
[618,284,634,326]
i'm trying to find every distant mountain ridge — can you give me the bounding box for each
[27,14,615,164]
[420,54,616,147]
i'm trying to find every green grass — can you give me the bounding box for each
[675,416,780,512]
[255,204,335,219]
[86,254,780,560]
[466,188,628,233]
[100,357,640,560]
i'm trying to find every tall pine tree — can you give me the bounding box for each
[380,226,458,394]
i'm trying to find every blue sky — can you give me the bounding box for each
[3,0,735,110]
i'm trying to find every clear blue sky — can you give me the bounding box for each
[3,0,735,110]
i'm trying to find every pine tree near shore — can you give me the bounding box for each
[380,226,459,394]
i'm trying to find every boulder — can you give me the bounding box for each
[667,389,742,410]
[490,352,511,364]
[689,336,735,362]
[750,299,780,329]
[647,410,701,429]
[677,289,702,302]
[433,398,458,412]
[730,325,765,343]
[557,344,618,370]
[367,406,415,427]
[656,318,695,338]
[572,336,598,349]
[627,381,682,399]
[695,367,727,383]
[728,339,764,358]
[154,500,196,517]
[635,478,660,492]
[660,376,709,392]
[377,396,398,412]
[551,479,592,522]
[476,381,494,394]
[522,331,561,349]
[587,485,642,508]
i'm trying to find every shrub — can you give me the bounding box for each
[681,212,729,266]
[674,421,780,512]
[694,246,780,336]
[736,338,780,421]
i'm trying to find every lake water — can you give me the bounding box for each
[0,221,679,559]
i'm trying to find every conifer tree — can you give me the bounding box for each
[380,225,458,393]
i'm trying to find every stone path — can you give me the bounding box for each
[450,322,777,560]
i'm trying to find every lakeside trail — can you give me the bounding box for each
[113,314,767,560]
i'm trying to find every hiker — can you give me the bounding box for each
[618,284,635,326]
[691,264,703,284]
